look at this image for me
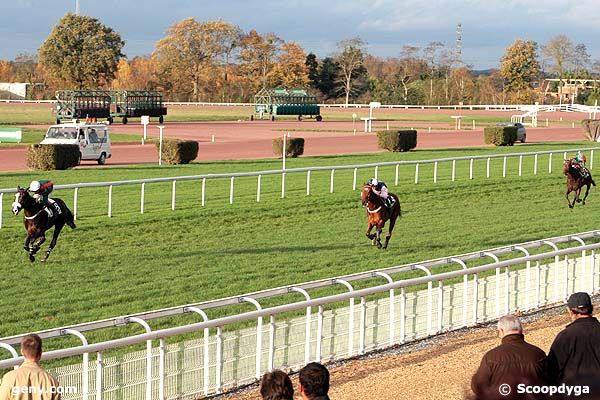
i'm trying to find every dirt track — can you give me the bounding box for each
[223,309,596,400]
[0,118,587,172]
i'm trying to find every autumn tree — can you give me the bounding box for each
[39,13,124,89]
[500,39,540,102]
[238,30,282,92]
[335,38,367,105]
[0,60,14,82]
[112,56,158,90]
[154,19,242,101]
[269,42,309,87]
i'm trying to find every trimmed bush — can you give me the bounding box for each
[377,130,417,152]
[272,137,304,158]
[484,126,517,146]
[26,144,80,170]
[581,119,600,141]
[156,140,199,164]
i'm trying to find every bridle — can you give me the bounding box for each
[362,185,383,214]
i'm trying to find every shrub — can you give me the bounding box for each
[157,140,199,164]
[484,126,517,146]
[377,130,417,152]
[272,137,304,158]
[581,119,600,141]
[26,144,80,170]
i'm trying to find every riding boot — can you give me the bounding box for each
[44,206,53,218]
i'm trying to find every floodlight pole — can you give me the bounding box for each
[75,0,80,15]
[158,125,164,165]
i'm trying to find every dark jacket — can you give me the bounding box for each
[471,334,546,400]
[545,316,600,386]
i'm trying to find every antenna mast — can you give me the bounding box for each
[75,0,80,15]
[455,22,463,65]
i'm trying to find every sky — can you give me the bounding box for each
[1,0,599,70]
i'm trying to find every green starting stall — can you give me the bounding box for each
[55,90,111,124]
[109,90,167,124]
[253,88,322,121]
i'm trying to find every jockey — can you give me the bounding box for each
[29,179,54,208]
[571,151,589,177]
[368,178,392,208]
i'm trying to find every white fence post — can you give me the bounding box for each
[230,177,234,205]
[452,160,456,181]
[518,155,523,177]
[268,315,276,371]
[316,305,324,361]
[281,173,286,199]
[534,154,538,175]
[415,164,420,184]
[352,168,357,191]
[216,326,223,393]
[486,158,490,178]
[159,338,166,400]
[307,171,311,195]
[73,188,78,221]
[257,175,261,202]
[433,162,438,183]
[140,183,145,214]
[503,157,507,178]
[395,164,399,186]
[171,180,176,211]
[472,274,479,324]
[549,153,553,174]
[591,150,595,170]
[374,165,379,180]
[0,193,3,229]
[107,185,113,217]
[469,159,474,180]
[96,352,103,400]
[359,296,366,354]
[201,178,206,207]
[330,169,335,193]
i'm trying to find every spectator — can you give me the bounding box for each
[260,369,293,400]
[0,334,61,400]
[545,292,600,388]
[471,315,546,400]
[299,362,330,400]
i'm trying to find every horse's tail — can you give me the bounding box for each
[592,179,597,187]
[56,198,76,229]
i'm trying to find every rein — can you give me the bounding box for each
[24,209,43,220]
[366,204,382,214]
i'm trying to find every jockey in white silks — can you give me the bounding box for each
[368,178,391,208]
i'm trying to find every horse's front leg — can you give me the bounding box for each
[42,225,63,262]
[375,224,384,249]
[24,235,32,252]
[566,189,574,208]
[575,187,583,203]
[366,221,376,242]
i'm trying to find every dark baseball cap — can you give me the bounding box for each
[567,292,592,309]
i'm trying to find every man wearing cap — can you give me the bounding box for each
[545,292,600,387]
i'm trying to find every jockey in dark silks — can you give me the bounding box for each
[368,178,393,209]
[29,180,60,216]
[571,151,589,178]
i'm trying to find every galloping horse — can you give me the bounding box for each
[12,186,76,262]
[563,160,596,208]
[361,184,402,249]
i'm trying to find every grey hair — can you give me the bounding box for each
[497,315,523,333]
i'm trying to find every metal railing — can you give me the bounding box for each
[1,146,597,226]
[1,230,599,399]
[1,147,597,229]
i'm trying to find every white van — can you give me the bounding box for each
[41,122,112,164]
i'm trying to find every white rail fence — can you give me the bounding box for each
[1,231,600,399]
[3,99,600,112]
[0,147,598,229]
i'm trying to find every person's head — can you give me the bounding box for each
[370,178,378,186]
[20,334,43,361]
[567,292,593,320]
[29,180,41,192]
[260,370,293,400]
[497,315,523,338]
[299,362,329,399]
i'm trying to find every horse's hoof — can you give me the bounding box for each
[376,242,382,249]
[29,255,35,263]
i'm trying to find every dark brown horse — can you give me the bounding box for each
[361,184,402,249]
[563,160,596,208]
[12,187,76,262]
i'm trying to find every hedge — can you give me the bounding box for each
[376,130,417,152]
[26,144,80,170]
[272,137,304,158]
[484,126,517,146]
[582,119,600,141]
[156,140,199,164]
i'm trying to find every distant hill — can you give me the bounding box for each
[471,69,497,77]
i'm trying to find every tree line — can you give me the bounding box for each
[1,13,599,105]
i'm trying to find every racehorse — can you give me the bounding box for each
[563,159,596,208]
[12,186,76,262]
[361,183,402,249]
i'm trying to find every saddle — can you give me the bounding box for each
[44,199,62,219]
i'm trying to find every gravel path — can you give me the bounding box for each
[220,306,595,400]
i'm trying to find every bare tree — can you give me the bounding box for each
[542,35,576,96]
[335,38,367,106]
[423,41,444,104]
